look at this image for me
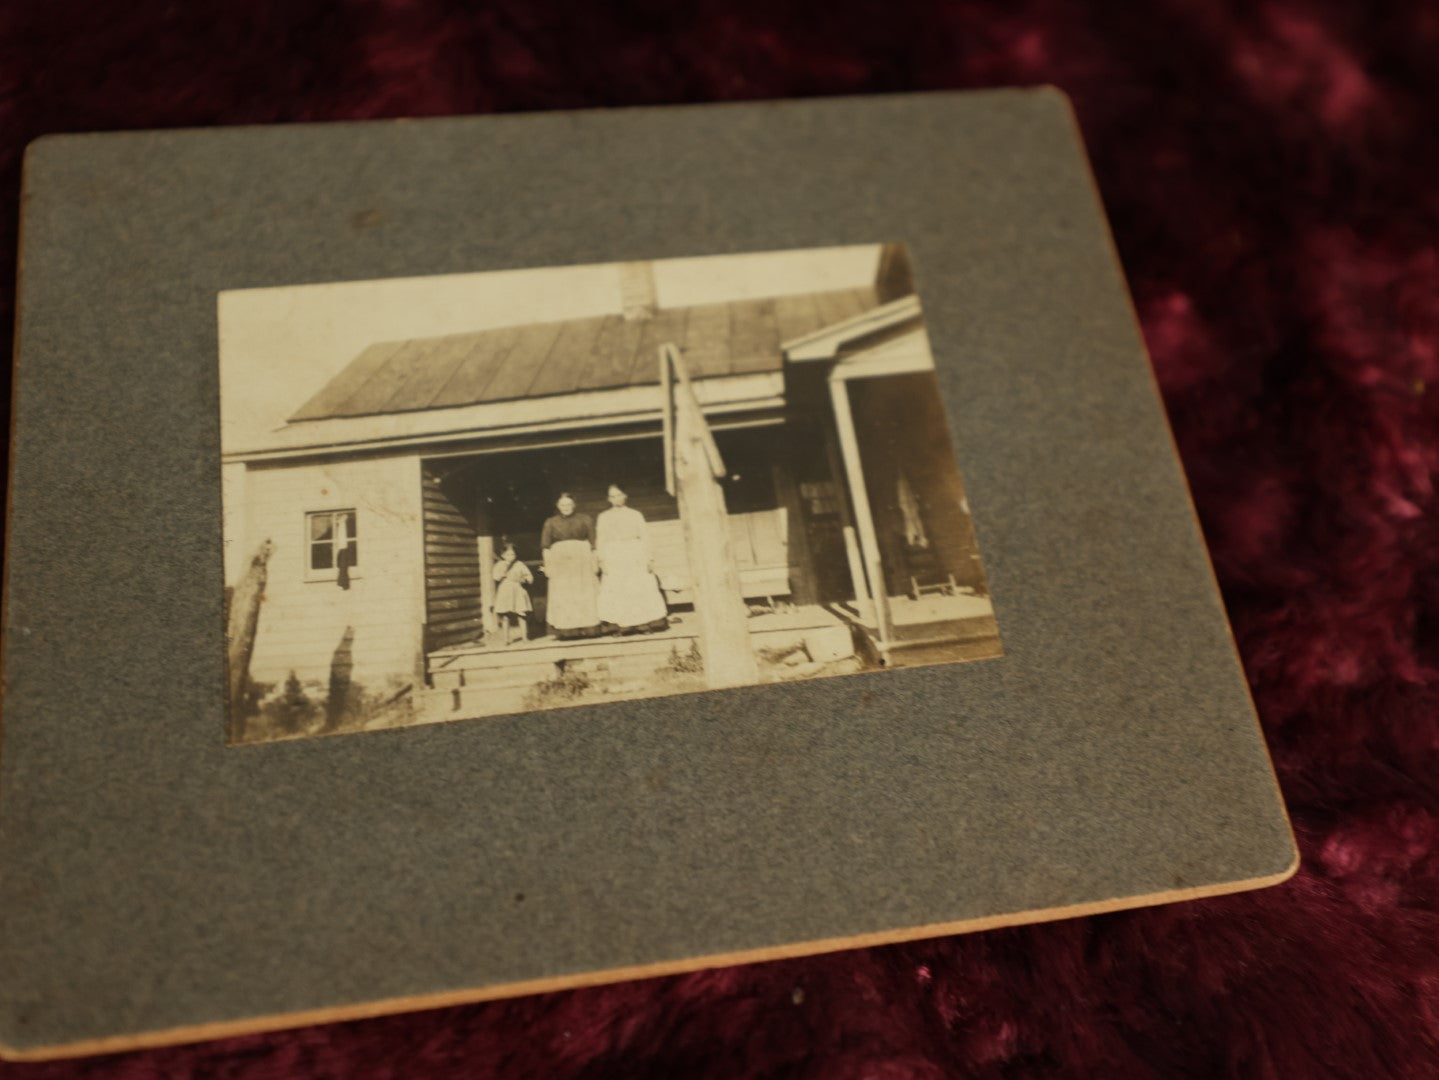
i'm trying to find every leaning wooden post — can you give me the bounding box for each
[225,538,274,743]
[827,374,894,658]
[662,344,759,689]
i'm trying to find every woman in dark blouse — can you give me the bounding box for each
[539,492,601,639]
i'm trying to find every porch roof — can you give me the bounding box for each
[290,286,880,423]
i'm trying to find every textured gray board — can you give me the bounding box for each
[0,89,1296,1058]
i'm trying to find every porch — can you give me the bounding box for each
[836,591,1002,667]
[421,605,858,722]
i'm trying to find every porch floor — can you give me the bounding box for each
[836,592,1003,665]
[423,605,859,722]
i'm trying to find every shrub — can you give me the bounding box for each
[660,640,704,675]
[524,664,592,709]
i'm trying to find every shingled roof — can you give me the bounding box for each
[289,286,880,422]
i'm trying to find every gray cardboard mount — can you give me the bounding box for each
[0,89,1295,1059]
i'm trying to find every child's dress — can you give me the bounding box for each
[493,558,534,616]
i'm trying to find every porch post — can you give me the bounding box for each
[477,535,497,637]
[823,432,871,610]
[664,344,759,689]
[828,374,895,652]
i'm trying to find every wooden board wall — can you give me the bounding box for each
[423,468,485,650]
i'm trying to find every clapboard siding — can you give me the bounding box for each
[241,455,424,692]
[423,469,484,649]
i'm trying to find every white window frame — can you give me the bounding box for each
[304,508,359,583]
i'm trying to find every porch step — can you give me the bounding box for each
[431,638,704,691]
[425,607,857,705]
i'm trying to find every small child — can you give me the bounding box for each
[492,541,534,645]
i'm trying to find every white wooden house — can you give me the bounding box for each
[222,248,997,736]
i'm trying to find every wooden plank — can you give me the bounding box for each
[477,535,497,636]
[430,614,485,633]
[729,299,780,375]
[423,509,471,529]
[427,583,481,599]
[814,289,859,331]
[424,513,474,530]
[425,541,478,556]
[431,625,484,644]
[427,555,481,571]
[428,325,522,409]
[425,531,478,545]
[328,339,432,417]
[830,377,891,645]
[427,596,484,614]
[377,332,478,414]
[426,582,482,599]
[667,344,725,478]
[571,315,624,392]
[680,302,731,378]
[821,419,871,607]
[672,351,757,689]
[426,540,482,557]
[289,341,404,421]
[424,521,477,538]
[430,610,485,627]
[526,316,609,398]
[849,285,880,314]
[627,310,688,385]
[423,507,469,525]
[727,516,756,567]
[586,317,645,390]
[427,568,482,584]
[661,344,674,496]
[427,570,482,583]
[423,489,466,507]
[427,566,480,581]
[425,553,483,568]
[423,488,466,506]
[429,633,484,651]
[478,321,565,402]
[774,293,823,344]
[428,621,487,648]
[426,550,479,565]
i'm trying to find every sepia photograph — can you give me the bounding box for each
[219,244,1001,745]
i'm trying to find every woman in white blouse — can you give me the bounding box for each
[595,484,669,635]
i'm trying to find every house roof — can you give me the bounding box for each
[290,286,881,423]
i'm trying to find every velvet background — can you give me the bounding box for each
[1,1,1435,1077]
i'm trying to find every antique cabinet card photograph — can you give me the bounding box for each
[1,90,1294,1059]
[219,245,1000,744]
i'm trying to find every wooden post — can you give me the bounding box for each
[661,345,675,497]
[828,375,893,652]
[477,534,497,637]
[824,430,870,610]
[662,343,759,688]
[841,525,869,609]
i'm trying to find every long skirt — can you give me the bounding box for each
[545,539,600,638]
[597,538,669,632]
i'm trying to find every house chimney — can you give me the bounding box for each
[619,261,658,321]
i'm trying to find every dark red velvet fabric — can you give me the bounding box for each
[2,2,1436,1076]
